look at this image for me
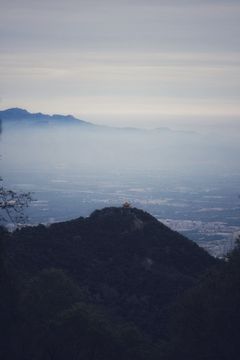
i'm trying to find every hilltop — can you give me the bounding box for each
[5,207,218,340]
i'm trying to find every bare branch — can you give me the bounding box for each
[0,187,35,226]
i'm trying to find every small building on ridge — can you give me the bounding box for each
[122,202,132,209]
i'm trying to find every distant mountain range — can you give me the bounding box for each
[0,107,92,127]
[0,107,220,135]
[0,107,232,138]
[1,107,240,175]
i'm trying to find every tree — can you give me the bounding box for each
[0,119,34,226]
[165,239,240,360]
[0,113,35,357]
[0,116,34,358]
[15,269,82,359]
[0,187,34,225]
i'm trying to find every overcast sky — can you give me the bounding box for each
[1,0,240,134]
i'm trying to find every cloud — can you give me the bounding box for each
[1,0,240,52]
[0,0,240,132]
[1,51,239,99]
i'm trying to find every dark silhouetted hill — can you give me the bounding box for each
[5,207,218,340]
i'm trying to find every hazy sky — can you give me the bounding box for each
[1,0,240,134]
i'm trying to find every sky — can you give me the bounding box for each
[1,0,240,135]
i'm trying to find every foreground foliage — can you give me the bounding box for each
[165,239,240,360]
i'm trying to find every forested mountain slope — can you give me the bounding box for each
[5,207,217,340]
[165,239,240,360]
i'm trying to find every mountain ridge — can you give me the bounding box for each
[5,206,218,340]
[0,107,92,127]
[1,107,240,175]
[0,107,208,136]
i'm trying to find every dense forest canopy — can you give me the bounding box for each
[1,207,240,359]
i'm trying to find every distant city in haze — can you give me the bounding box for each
[6,167,240,257]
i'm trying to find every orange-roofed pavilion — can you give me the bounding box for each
[122,202,132,209]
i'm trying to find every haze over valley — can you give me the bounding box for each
[1,108,240,256]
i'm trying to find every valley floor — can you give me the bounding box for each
[3,167,240,257]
